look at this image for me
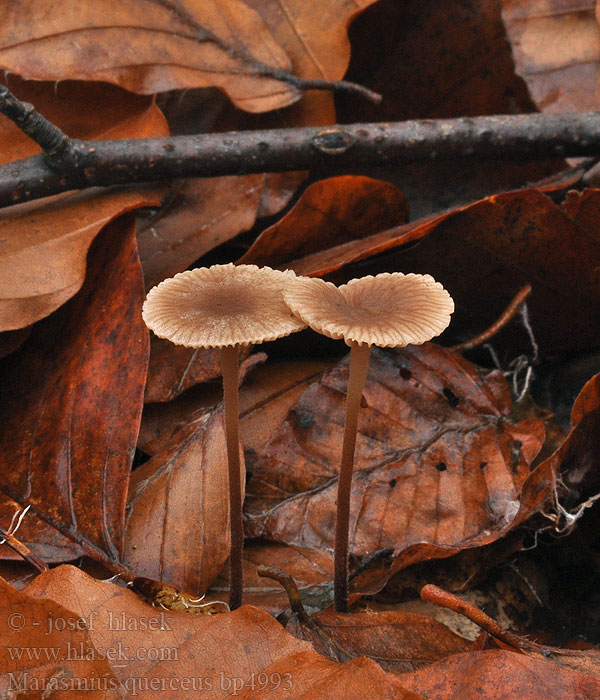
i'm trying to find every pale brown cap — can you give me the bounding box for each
[283,272,454,347]
[142,264,306,348]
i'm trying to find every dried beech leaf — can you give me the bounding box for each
[0,77,168,165]
[502,0,600,113]
[0,217,148,564]
[0,79,168,331]
[239,175,409,268]
[399,649,600,699]
[244,345,546,567]
[288,609,471,672]
[139,357,334,455]
[0,572,120,696]
[138,175,266,290]
[125,407,240,595]
[0,0,298,113]
[17,565,419,699]
[290,189,600,360]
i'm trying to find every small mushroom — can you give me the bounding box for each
[142,263,306,609]
[284,272,454,612]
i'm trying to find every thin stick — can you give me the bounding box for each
[220,344,244,610]
[2,114,600,208]
[257,565,310,621]
[450,284,532,352]
[334,342,372,612]
[0,526,49,573]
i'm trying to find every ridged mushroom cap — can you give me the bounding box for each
[284,272,454,347]
[142,264,306,348]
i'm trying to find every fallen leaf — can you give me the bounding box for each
[399,649,600,698]
[0,187,163,331]
[336,0,563,219]
[0,76,168,164]
[144,337,222,403]
[0,216,148,566]
[0,0,298,113]
[139,357,334,455]
[244,344,546,567]
[502,0,600,113]
[0,571,121,697]
[239,175,409,267]
[0,78,168,330]
[285,189,600,361]
[288,609,472,672]
[124,407,238,595]
[138,174,266,290]
[15,565,420,699]
[209,541,334,615]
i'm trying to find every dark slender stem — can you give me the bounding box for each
[2,113,600,208]
[450,284,533,352]
[257,565,310,621]
[334,342,372,613]
[220,344,244,610]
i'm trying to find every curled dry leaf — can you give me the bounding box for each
[244,344,546,570]
[0,78,168,331]
[502,0,600,113]
[125,407,240,595]
[13,565,420,699]
[0,0,298,113]
[138,174,266,291]
[287,609,472,672]
[399,649,600,699]
[139,357,334,455]
[284,189,600,362]
[239,175,409,268]
[0,217,148,565]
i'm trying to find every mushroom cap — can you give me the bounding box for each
[142,264,306,348]
[283,272,454,347]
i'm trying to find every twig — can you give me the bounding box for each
[421,583,600,661]
[0,85,71,156]
[0,506,49,573]
[1,111,600,208]
[450,284,533,352]
[257,565,310,621]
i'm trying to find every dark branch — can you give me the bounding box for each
[1,112,600,208]
[0,84,73,157]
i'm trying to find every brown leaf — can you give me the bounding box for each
[502,0,600,113]
[139,357,334,455]
[291,189,600,361]
[244,345,546,567]
[124,407,239,595]
[535,372,600,520]
[0,571,121,696]
[138,175,266,290]
[0,216,148,565]
[209,541,334,615]
[399,649,600,698]
[17,565,419,699]
[337,0,563,218]
[239,175,409,268]
[0,1,299,113]
[288,609,472,672]
[0,76,168,164]
[0,78,168,331]
[144,337,222,403]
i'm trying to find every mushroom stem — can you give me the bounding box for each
[334,341,372,612]
[220,344,244,610]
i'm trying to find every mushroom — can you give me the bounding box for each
[142,263,306,609]
[283,272,454,612]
